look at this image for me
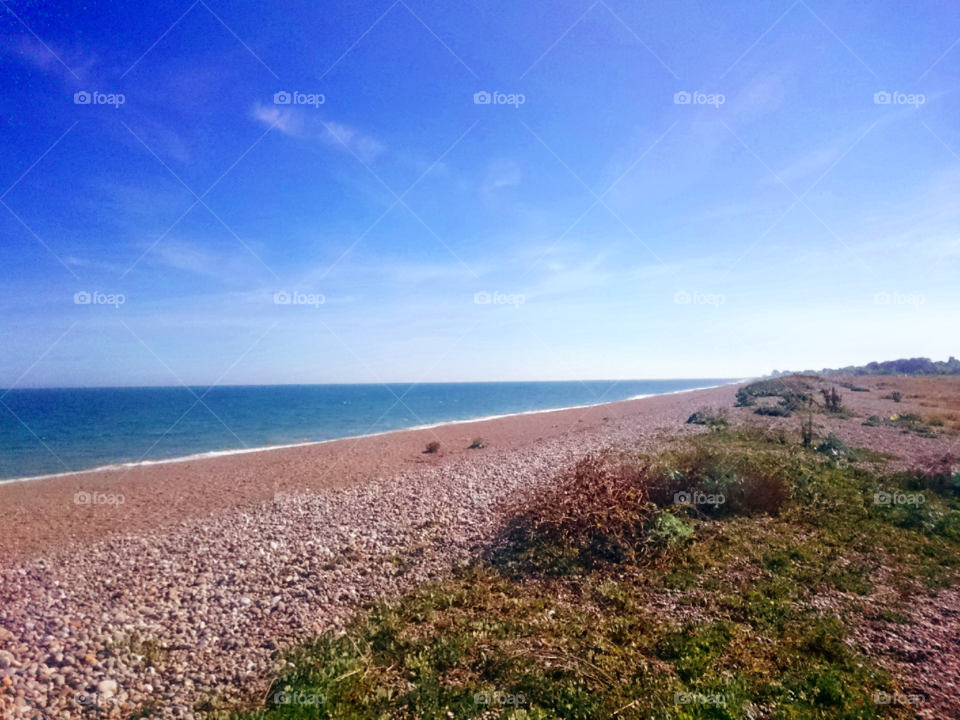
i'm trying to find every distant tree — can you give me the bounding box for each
[819,357,960,377]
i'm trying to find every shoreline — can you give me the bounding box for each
[0,382,747,560]
[0,380,744,485]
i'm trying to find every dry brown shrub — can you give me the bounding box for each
[503,453,660,565]
[502,445,791,568]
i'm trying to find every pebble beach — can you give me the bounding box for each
[2,378,958,718]
[0,384,740,718]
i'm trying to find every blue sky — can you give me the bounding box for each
[1,0,958,386]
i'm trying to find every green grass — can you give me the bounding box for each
[228,428,959,720]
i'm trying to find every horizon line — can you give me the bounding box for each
[0,377,749,391]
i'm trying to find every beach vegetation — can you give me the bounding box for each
[235,423,960,720]
[840,382,870,392]
[862,412,942,438]
[736,377,815,418]
[800,413,814,448]
[685,407,728,430]
[820,387,843,413]
[424,441,441,454]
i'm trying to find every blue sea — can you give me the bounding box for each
[0,380,734,481]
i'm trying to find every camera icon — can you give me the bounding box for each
[674,91,691,104]
[74,291,91,304]
[874,91,891,105]
[874,492,892,505]
[474,691,491,704]
[874,291,891,305]
[274,91,291,105]
[274,291,291,305]
[873,691,891,705]
[474,91,491,105]
[74,491,92,505]
[474,291,491,304]
[74,91,91,105]
[673,491,691,504]
[674,692,691,704]
[273,692,291,705]
[674,291,690,304]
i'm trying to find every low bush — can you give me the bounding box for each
[653,445,792,518]
[755,404,792,417]
[685,407,729,429]
[501,444,794,570]
[862,413,940,438]
[904,453,960,498]
[890,413,940,437]
[736,377,815,410]
[816,433,857,459]
[424,441,440,454]
[501,453,660,566]
[841,382,870,392]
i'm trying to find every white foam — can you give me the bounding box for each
[0,380,745,485]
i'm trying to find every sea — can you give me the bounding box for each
[0,380,736,481]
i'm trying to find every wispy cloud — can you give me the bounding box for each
[321,121,385,161]
[0,34,96,81]
[151,241,218,275]
[252,104,385,161]
[252,103,302,136]
[482,159,522,192]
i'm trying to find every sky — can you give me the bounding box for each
[1,0,958,387]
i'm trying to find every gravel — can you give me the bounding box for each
[0,409,694,719]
